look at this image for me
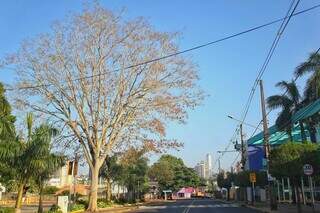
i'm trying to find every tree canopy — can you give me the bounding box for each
[270,142,320,181]
[5,3,203,210]
[148,154,201,192]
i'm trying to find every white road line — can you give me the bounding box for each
[183,199,195,213]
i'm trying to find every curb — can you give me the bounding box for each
[216,199,269,213]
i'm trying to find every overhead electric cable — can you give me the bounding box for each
[3,2,319,91]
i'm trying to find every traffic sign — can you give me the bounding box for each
[250,172,256,183]
[303,164,313,176]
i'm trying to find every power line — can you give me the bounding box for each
[248,47,320,140]
[222,0,300,171]
[230,152,241,168]
[239,0,301,126]
[4,3,320,91]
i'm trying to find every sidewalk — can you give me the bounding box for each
[92,199,170,213]
[221,199,320,213]
[247,202,320,213]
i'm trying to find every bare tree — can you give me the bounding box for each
[6,4,203,211]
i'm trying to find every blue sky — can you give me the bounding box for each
[0,0,319,172]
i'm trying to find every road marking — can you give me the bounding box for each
[183,199,195,213]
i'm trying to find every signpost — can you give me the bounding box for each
[250,173,256,205]
[303,164,315,211]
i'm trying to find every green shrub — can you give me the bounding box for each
[114,197,127,204]
[43,186,59,194]
[76,199,88,209]
[70,203,85,212]
[0,207,14,213]
[97,201,111,208]
[46,204,62,213]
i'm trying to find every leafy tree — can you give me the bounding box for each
[217,172,235,201]
[233,171,267,188]
[99,155,123,202]
[0,83,15,140]
[269,142,320,213]
[294,50,320,143]
[6,3,203,211]
[119,147,149,202]
[148,155,201,192]
[267,81,306,141]
[0,82,17,186]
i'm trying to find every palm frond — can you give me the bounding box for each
[294,51,320,77]
[276,80,301,105]
[267,95,292,110]
[275,109,293,132]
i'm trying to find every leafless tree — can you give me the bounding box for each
[6,4,203,211]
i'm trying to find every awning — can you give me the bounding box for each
[247,98,320,146]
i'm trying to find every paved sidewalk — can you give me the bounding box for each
[220,199,320,213]
[247,203,320,213]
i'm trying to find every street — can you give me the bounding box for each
[130,199,260,213]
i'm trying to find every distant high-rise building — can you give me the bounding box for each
[194,153,213,179]
[205,154,213,178]
[194,161,206,179]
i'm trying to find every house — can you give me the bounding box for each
[176,187,195,199]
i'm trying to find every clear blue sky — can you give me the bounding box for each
[0,0,319,172]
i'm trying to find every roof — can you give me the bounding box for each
[177,187,194,194]
[247,98,320,146]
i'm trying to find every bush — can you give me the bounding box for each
[70,203,85,212]
[114,197,127,205]
[46,204,63,213]
[43,186,59,195]
[76,199,88,209]
[97,200,111,208]
[0,207,14,213]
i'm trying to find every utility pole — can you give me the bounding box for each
[240,124,245,169]
[218,158,221,174]
[259,79,277,210]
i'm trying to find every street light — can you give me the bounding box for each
[227,115,262,131]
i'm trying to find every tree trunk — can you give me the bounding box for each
[309,125,317,143]
[106,178,112,202]
[38,183,44,213]
[287,130,293,142]
[87,163,100,212]
[226,188,230,201]
[294,184,302,213]
[15,182,25,213]
[299,121,307,142]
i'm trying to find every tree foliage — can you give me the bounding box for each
[267,81,306,141]
[270,142,320,180]
[5,3,203,211]
[0,113,64,213]
[148,154,201,192]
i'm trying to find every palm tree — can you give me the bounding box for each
[0,113,64,213]
[31,125,64,213]
[295,50,320,100]
[0,82,15,141]
[267,80,306,142]
[294,50,320,143]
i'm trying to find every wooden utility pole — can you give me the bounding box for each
[259,79,277,210]
[240,124,245,169]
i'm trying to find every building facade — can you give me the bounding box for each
[194,153,213,179]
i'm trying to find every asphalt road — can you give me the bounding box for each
[130,199,260,213]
